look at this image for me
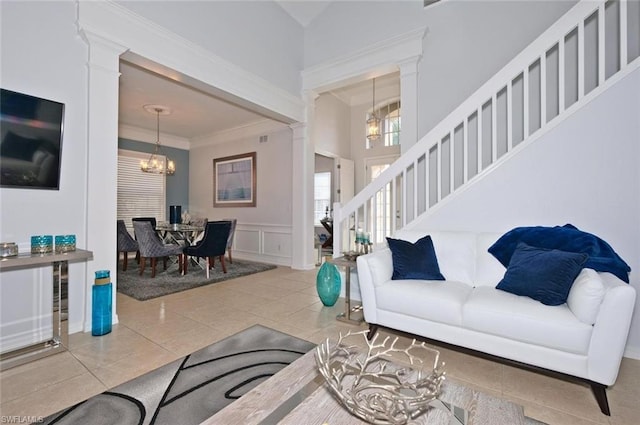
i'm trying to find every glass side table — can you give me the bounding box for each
[327,256,364,325]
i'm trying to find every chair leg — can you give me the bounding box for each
[123,252,128,272]
[206,257,210,279]
[220,255,227,273]
[162,257,168,271]
[228,249,233,264]
[139,257,146,276]
[151,258,157,278]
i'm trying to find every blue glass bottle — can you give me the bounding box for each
[92,270,112,336]
[316,262,341,306]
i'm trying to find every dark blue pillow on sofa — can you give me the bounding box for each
[496,242,588,306]
[386,235,445,281]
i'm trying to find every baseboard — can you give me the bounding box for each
[232,252,291,267]
[624,345,640,360]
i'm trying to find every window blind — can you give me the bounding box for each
[117,149,166,232]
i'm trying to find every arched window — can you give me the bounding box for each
[366,101,401,148]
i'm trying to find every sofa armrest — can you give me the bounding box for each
[587,272,636,385]
[356,248,393,324]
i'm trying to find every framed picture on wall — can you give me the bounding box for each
[213,152,256,207]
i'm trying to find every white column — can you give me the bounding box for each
[398,56,421,154]
[79,31,127,332]
[290,91,318,270]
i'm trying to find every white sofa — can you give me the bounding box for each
[356,229,636,416]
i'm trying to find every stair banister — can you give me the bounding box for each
[333,0,635,256]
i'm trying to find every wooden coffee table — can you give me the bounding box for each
[202,348,527,425]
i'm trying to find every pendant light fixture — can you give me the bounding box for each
[366,78,381,146]
[140,105,175,175]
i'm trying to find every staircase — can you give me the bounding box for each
[332,0,640,254]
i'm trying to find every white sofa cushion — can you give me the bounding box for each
[462,286,593,354]
[376,280,472,327]
[567,268,605,325]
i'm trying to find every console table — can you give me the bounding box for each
[0,249,93,370]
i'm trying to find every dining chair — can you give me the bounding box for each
[222,218,237,264]
[182,220,231,278]
[133,221,184,278]
[116,220,138,272]
[132,217,161,260]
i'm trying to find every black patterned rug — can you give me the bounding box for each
[116,259,277,301]
[43,325,315,425]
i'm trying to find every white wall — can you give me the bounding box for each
[116,0,304,96]
[0,2,90,348]
[409,67,640,357]
[305,0,577,139]
[188,126,294,265]
[314,93,351,159]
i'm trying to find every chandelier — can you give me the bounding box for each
[140,105,175,175]
[366,78,381,145]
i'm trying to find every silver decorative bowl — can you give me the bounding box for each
[315,330,446,425]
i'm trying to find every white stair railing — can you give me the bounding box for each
[333,0,640,256]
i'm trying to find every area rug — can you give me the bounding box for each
[116,259,277,301]
[43,325,315,425]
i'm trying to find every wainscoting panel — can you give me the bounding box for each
[233,223,292,266]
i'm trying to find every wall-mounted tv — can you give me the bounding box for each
[0,88,65,190]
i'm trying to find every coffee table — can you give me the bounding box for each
[202,348,527,425]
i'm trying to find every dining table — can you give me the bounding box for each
[155,222,204,246]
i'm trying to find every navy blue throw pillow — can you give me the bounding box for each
[386,235,445,281]
[496,242,588,306]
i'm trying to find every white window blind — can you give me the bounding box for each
[117,149,166,232]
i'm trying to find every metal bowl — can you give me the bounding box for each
[315,330,446,425]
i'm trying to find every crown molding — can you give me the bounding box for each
[302,26,427,93]
[189,119,290,149]
[118,124,191,150]
[78,0,304,124]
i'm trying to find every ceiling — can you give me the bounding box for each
[118,62,270,141]
[117,0,400,144]
[275,0,332,27]
[118,61,399,144]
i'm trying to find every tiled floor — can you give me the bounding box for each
[1,266,638,424]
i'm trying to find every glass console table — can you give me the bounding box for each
[0,249,93,370]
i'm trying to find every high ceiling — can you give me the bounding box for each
[117,1,401,144]
[275,0,332,27]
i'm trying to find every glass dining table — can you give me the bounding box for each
[155,222,204,246]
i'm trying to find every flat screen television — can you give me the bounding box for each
[0,88,65,190]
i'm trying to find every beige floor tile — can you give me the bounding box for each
[69,329,164,370]
[127,315,214,345]
[0,372,106,419]
[517,397,608,425]
[0,351,87,403]
[502,365,609,422]
[158,325,229,357]
[89,346,178,388]
[3,265,640,424]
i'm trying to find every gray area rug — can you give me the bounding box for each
[116,259,277,301]
[43,325,315,425]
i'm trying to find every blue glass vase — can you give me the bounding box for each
[316,262,341,306]
[92,270,112,336]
